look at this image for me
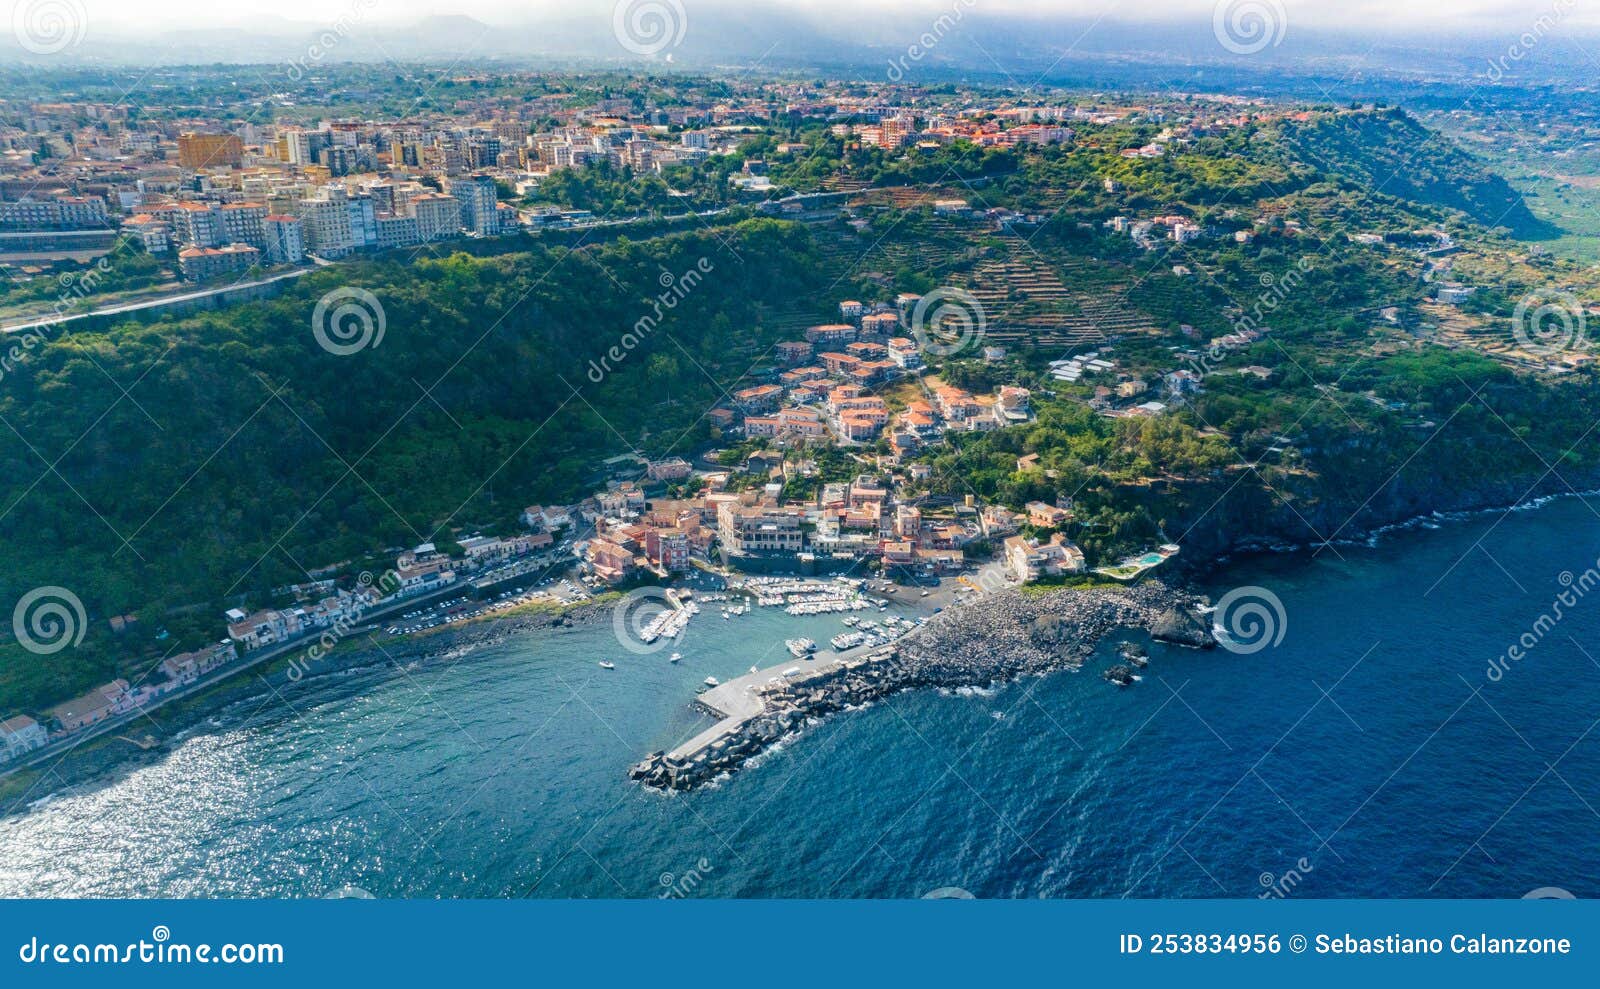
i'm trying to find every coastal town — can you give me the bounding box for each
[5,68,1597,795]
[5,275,1194,767]
[1,76,1332,302]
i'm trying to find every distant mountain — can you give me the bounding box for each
[0,4,1597,93]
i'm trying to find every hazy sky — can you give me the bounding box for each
[71,0,1600,35]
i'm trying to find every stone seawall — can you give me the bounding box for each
[630,581,1213,790]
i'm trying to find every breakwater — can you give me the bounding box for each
[629,581,1213,790]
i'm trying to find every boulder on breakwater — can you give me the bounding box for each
[630,581,1212,790]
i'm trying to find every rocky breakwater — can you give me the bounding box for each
[629,581,1213,791]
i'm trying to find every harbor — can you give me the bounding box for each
[630,581,1213,790]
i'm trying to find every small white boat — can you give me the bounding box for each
[669,652,682,663]
[598,661,615,669]
[704,676,720,687]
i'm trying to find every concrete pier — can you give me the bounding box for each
[665,646,881,763]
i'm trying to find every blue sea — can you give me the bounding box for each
[2,498,1598,899]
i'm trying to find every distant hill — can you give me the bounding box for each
[1277,107,1559,240]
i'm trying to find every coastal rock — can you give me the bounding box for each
[1148,606,1214,648]
[634,580,1210,791]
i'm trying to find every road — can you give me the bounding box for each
[1,266,315,337]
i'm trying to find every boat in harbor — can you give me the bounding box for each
[703,676,720,687]
[669,652,682,663]
[598,661,615,670]
[786,637,816,658]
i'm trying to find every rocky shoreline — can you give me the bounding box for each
[628,580,1213,791]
